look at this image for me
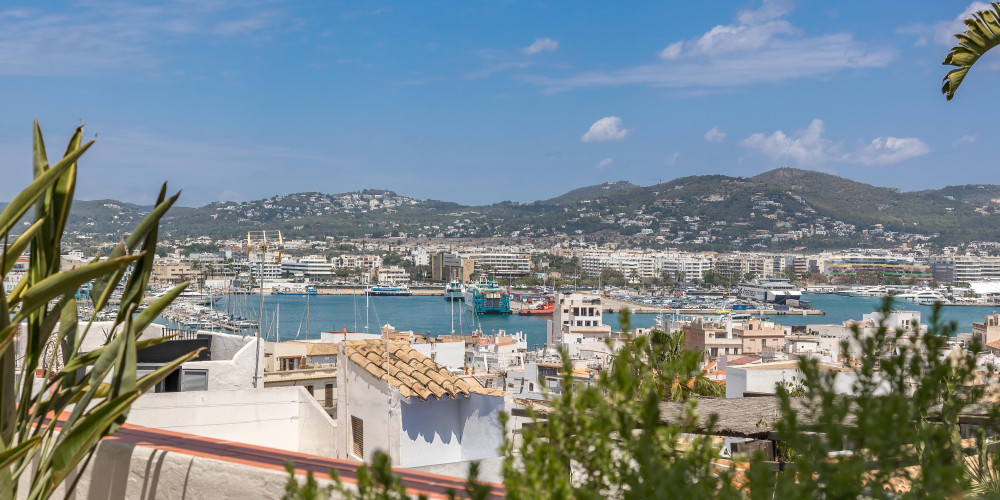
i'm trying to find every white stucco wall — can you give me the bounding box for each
[726,366,800,398]
[128,386,337,457]
[410,341,465,371]
[338,360,396,462]
[182,337,261,391]
[396,393,504,468]
[19,438,312,500]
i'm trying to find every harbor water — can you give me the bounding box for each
[190,293,1000,349]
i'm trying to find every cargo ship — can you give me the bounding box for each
[464,277,511,314]
[365,284,413,296]
[444,280,464,301]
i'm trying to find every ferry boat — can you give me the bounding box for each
[736,279,802,304]
[275,285,318,296]
[464,277,511,314]
[365,284,413,296]
[444,280,464,301]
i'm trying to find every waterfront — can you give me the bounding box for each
[176,292,1000,349]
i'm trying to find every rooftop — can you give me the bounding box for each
[342,340,504,401]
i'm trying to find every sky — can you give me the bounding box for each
[0,0,996,207]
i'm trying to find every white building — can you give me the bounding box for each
[281,255,334,279]
[460,252,531,277]
[376,265,410,285]
[548,293,613,359]
[337,340,505,468]
[725,360,886,399]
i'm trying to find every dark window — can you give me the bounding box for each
[325,384,334,407]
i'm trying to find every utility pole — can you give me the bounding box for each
[247,230,283,389]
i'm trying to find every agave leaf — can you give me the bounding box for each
[942,3,1000,100]
[31,119,48,179]
[60,336,178,378]
[134,347,204,394]
[45,391,139,489]
[87,241,126,315]
[0,435,41,471]
[14,253,142,315]
[90,188,177,309]
[0,137,92,238]
[1,217,45,276]
[51,125,83,239]
[130,282,189,338]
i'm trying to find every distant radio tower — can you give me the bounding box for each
[246,230,283,388]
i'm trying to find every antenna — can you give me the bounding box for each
[247,230,283,389]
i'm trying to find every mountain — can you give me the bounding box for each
[25,168,1000,249]
[537,181,637,206]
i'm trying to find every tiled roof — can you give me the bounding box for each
[727,356,761,366]
[342,340,504,401]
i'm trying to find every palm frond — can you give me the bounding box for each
[942,2,1000,100]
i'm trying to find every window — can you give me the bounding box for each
[351,416,364,458]
[325,384,334,407]
[181,369,208,392]
[306,385,314,396]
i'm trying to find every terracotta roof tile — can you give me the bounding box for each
[341,340,505,401]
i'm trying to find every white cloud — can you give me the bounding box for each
[524,37,558,55]
[581,117,631,143]
[665,152,680,167]
[737,0,794,25]
[739,119,930,167]
[704,127,727,142]
[896,3,991,48]
[935,2,990,46]
[0,3,288,76]
[954,134,978,146]
[659,41,683,60]
[594,157,613,170]
[740,119,835,165]
[845,137,931,167]
[524,1,892,92]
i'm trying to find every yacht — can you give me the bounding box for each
[895,289,950,305]
[736,279,802,304]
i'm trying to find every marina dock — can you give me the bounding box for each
[598,297,825,316]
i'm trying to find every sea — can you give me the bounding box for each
[193,293,1000,349]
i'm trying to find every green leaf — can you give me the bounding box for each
[942,3,1000,100]
[130,282,189,337]
[1,217,45,276]
[0,133,92,237]
[47,391,139,488]
[14,253,142,314]
[0,435,41,471]
[60,335,179,376]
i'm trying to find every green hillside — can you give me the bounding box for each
[21,168,1000,249]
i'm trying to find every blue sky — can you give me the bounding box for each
[0,0,995,206]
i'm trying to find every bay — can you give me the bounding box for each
[190,292,1000,349]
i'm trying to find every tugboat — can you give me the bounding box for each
[518,296,554,316]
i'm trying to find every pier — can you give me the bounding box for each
[598,297,825,316]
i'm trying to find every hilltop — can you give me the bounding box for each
[31,168,1000,250]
